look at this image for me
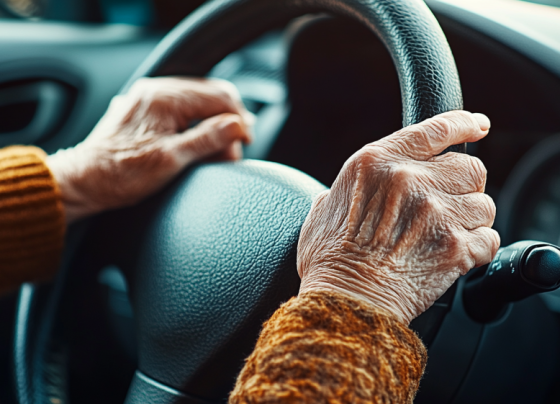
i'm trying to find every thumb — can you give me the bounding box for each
[170,113,252,166]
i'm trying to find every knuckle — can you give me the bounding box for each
[443,153,487,192]
[454,242,475,273]
[381,126,438,159]
[490,230,501,256]
[430,117,454,136]
[404,125,432,145]
[189,132,214,154]
[311,190,330,210]
[467,156,487,185]
[446,228,467,256]
[389,163,420,189]
[470,228,501,268]
[212,89,238,111]
[399,118,452,154]
[144,95,176,119]
[479,194,496,219]
[407,189,439,221]
[423,117,454,143]
[129,77,152,94]
[363,143,392,161]
[459,256,475,274]
[209,77,234,89]
[434,150,462,168]
[211,79,239,97]
[108,94,125,108]
[215,87,233,100]
[348,147,377,168]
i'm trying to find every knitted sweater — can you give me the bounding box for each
[0,146,65,295]
[230,291,426,403]
[0,146,426,402]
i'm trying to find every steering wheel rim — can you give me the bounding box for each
[14,1,464,403]
[123,0,464,129]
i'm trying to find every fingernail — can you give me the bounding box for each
[473,113,491,131]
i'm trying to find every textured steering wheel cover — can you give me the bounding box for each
[124,0,463,129]
[128,161,326,398]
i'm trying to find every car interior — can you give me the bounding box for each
[2,0,560,403]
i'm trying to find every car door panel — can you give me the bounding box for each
[0,21,161,153]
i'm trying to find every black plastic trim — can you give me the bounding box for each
[125,372,220,404]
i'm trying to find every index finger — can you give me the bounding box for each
[127,77,255,127]
[174,77,256,126]
[375,111,490,161]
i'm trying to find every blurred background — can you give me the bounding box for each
[0,0,558,26]
[0,0,204,27]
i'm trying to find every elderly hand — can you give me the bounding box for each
[297,111,500,324]
[47,77,253,223]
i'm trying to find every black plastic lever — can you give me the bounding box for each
[463,240,560,323]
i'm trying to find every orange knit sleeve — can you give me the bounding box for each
[229,290,427,404]
[0,146,65,295]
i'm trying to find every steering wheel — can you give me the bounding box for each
[13,0,464,403]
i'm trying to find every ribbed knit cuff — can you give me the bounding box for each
[0,146,65,295]
[230,290,427,404]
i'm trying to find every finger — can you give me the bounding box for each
[205,78,257,126]
[376,111,490,161]
[205,140,244,162]
[170,113,251,166]
[128,77,255,127]
[464,227,501,270]
[172,77,255,126]
[446,192,496,230]
[425,152,487,194]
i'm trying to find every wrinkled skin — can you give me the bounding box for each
[48,77,253,223]
[298,111,500,324]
